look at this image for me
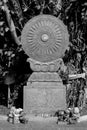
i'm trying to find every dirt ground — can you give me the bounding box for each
[0,119,87,130]
[0,105,87,130]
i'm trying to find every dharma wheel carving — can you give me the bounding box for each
[21,15,69,64]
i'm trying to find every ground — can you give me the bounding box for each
[0,105,87,130]
[0,119,87,130]
[0,114,87,130]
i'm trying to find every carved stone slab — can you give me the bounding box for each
[28,58,63,72]
[24,74,66,115]
[21,15,69,63]
[28,72,62,82]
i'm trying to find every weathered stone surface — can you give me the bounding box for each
[28,72,62,82]
[21,15,69,63]
[22,15,68,115]
[24,73,66,115]
[28,58,63,72]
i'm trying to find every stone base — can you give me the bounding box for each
[23,72,66,115]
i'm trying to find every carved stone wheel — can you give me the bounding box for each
[21,15,69,63]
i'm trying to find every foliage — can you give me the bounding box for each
[0,0,87,108]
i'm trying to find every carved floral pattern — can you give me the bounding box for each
[28,58,63,72]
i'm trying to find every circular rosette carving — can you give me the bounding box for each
[21,15,69,63]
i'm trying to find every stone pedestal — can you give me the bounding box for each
[24,72,66,115]
[21,15,69,116]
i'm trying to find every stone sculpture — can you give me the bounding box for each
[21,14,69,115]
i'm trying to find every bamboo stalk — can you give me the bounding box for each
[69,73,85,80]
[8,85,10,108]
[3,0,21,45]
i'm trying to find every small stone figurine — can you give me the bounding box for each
[7,107,28,124]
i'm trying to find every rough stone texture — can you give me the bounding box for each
[28,72,62,82]
[23,73,66,115]
[21,15,69,63]
[22,15,68,115]
[28,58,63,72]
